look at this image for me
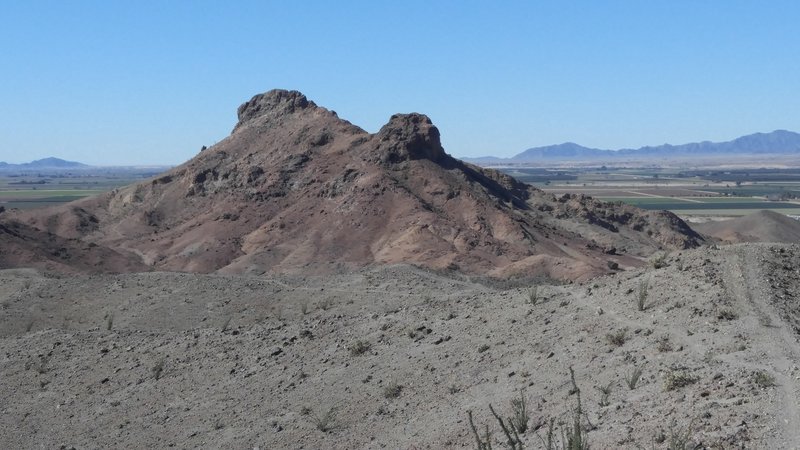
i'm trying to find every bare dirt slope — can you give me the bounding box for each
[693,210,800,244]
[7,90,701,281]
[1,243,798,449]
[0,218,146,274]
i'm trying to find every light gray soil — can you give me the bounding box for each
[1,243,799,449]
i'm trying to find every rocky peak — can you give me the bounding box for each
[375,113,446,164]
[233,89,317,132]
[7,88,706,281]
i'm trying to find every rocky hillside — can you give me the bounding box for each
[693,210,800,244]
[7,90,702,280]
[1,243,798,448]
[0,217,145,273]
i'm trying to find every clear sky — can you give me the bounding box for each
[1,1,799,165]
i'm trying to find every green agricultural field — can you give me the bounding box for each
[671,208,800,217]
[0,168,170,210]
[597,194,798,212]
[0,190,106,209]
[501,165,800,218]
[591,196,800,221]
[0,189,106,199]
[0,173,161,210]
[597,197,697,205]
[702,185,800,197]
[682,196,789,203]
[635,201,798,211]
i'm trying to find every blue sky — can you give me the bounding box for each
[1,1,798,165]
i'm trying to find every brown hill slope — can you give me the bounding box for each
[0,218,145,273]
[9,90,702,279]
[694,210,800,243]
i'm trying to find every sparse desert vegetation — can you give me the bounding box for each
[605,328,628,347]
[625,366,643,390]
[651,252,668,269]
[663,371,699,391]
[526,286,539,305]
[383,381,402,399]
[311,406,338,433]
[753,370,777,389]
[2,236,800,448]
[347,339,372,356]
[637,278,649,311]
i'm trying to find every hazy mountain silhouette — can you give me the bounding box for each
[0,157,88,170]
[465,130,800,162]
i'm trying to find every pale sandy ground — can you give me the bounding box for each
[1,243,799,449]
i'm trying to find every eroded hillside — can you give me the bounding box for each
[6,90,701,280]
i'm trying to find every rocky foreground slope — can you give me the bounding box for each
[4,90,701,280]
[1,243,799,448]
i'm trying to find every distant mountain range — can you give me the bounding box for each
[0,157,88,170]
[464,130,800,163]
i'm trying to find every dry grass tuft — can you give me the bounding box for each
[752,370,777,388]
[312,406,337,432]
[605,328,628,347]
[663,371,698,391]
[383,381,402,399]
[348,339,372,356]
[625,366,643,390]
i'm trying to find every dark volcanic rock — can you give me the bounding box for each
[234,89,315,132]
[376,113,446,164]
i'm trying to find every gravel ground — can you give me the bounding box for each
[1,243,799,449]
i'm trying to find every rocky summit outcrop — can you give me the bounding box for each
[7,89,703,279]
